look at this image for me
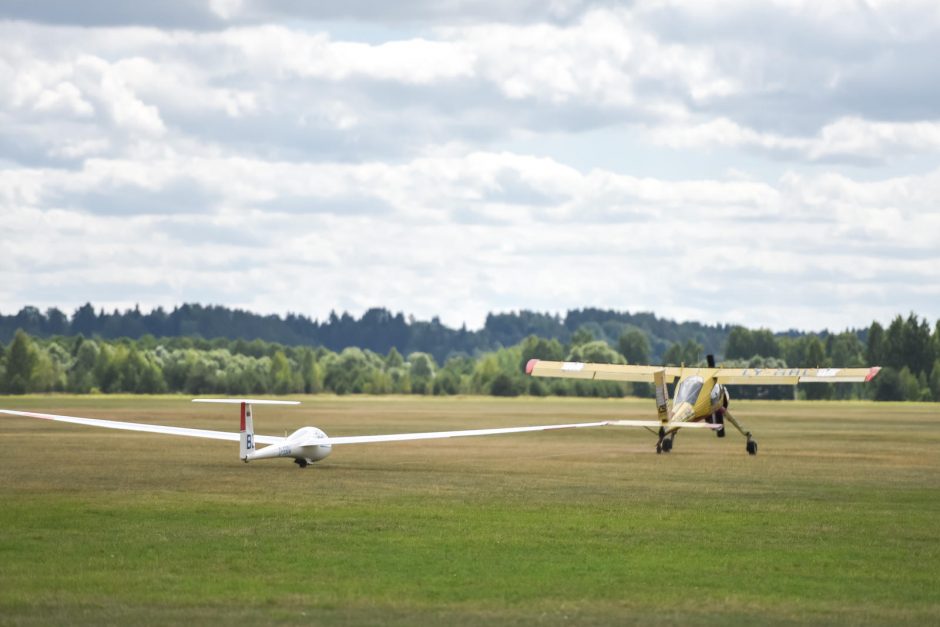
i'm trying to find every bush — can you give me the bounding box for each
[490,373,524,397]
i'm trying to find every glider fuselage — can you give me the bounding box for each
[247,427,333,464]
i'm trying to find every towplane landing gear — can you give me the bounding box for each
[655,427,677,454]
[723,409,758,455]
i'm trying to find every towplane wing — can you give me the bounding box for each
[526,359,881,385]
[526,359,670,382]
[713,366,881,385]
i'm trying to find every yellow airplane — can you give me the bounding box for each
[525,355,881,455]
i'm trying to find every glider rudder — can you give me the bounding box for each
[240,402,254,461]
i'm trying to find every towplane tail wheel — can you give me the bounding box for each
[746,440,758,456]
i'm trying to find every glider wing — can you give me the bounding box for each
[0,409,284,445]
[321,420,610,445]
[1,409,612,447]
[607,420,720,429]
[308,419,719,446]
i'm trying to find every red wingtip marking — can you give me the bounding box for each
[5,410,54,420]
[865,367,882,382]
[525,359,539,375]
[240,402,246,431]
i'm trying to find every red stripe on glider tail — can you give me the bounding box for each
[865,367,882,382]
[240,402,246,431]
[526,359,539,375]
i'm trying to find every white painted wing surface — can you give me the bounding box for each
[319,421,611,445]
[715,366,881,385]
[525,359,669,383]
[0,410,284,445]
[192,399,301,405]
[607,420,721,429]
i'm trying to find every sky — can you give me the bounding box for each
[1,0,939,332]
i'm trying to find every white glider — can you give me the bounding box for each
[0,399,718,468]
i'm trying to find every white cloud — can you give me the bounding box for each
[648,117,940,162]
[3,8,940,164]
[1,3,939,330]
[216,27,476,84]
[810,117,940,160]
[209,0,246,21]
[31,80,94,117]
[2,148,939,329]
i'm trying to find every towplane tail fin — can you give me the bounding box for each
[654,369,669,425]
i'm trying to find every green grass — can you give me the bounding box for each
[1,395,938,625]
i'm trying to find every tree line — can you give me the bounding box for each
[1,312,937,401]
[0,304,735,364]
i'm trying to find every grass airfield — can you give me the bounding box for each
[0,395,937,626]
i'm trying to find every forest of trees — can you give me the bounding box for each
[1,307,938,402]
[0,304,735,364]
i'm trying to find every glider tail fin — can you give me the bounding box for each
[240,402,255,462]
[191,398,300,462]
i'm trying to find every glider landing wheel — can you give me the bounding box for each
[746,439,758,456]
[661,437,673,453]
[294,458,309,469]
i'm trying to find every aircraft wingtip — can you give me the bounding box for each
[525,358,539,375]
[865,366,882,382]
